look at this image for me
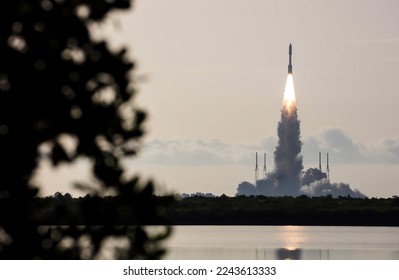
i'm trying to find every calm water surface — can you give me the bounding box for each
[163,226,399,260]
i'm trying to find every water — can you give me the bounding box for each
[163,226,399,260]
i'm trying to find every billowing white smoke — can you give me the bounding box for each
[300,181,365,198]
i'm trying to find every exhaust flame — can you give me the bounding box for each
[282,74,296,115]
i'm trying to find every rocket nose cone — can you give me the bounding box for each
[289,44,292,55]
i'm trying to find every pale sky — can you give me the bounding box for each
[36,0,399,198]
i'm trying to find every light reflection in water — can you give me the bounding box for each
[281,226,306,248]
[276,226,307,259]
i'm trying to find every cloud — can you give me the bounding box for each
[383,139,399,162]
[130,137,287,166]
[129,128,399,166]
[302,128,364,163]
[132,138,248,166]
[303,128,399,164]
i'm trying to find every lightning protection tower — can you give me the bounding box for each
[254,152,259,186]
[318,152,322,172]
[326,152,330,183]
[263,153,267,179]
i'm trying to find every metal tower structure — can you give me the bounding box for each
[318,152,322,171]
[263,153,267,179]
[254,152,259,186]
[326,152,330,183]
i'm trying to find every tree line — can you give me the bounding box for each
[168,195,399,226]
[2,194,398,226]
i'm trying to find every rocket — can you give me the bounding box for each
[288,43,292,74]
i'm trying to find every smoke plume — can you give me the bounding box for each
[236,74,365,198]
[273,96,303,196]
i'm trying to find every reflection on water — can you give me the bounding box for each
[163,226,399,260]
[276,248,302,260]
[275,226,303,259]
[279,225,306,250]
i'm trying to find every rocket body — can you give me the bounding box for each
[288,44,292,74]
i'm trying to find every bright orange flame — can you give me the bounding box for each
[282,74,296,115]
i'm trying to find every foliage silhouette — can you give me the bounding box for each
[0,0,172,259]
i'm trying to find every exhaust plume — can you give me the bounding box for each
[273,74,303,195]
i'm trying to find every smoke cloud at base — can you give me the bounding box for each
[300,181,365,198]
[236,179,366,198]
[236,167,366,198]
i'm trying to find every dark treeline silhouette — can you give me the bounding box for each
[11,194,399,226]
[0,193,174,225]
[0,1,173,259]
[167,195,399,226]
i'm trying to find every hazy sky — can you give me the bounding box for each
[37,0,399,197]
